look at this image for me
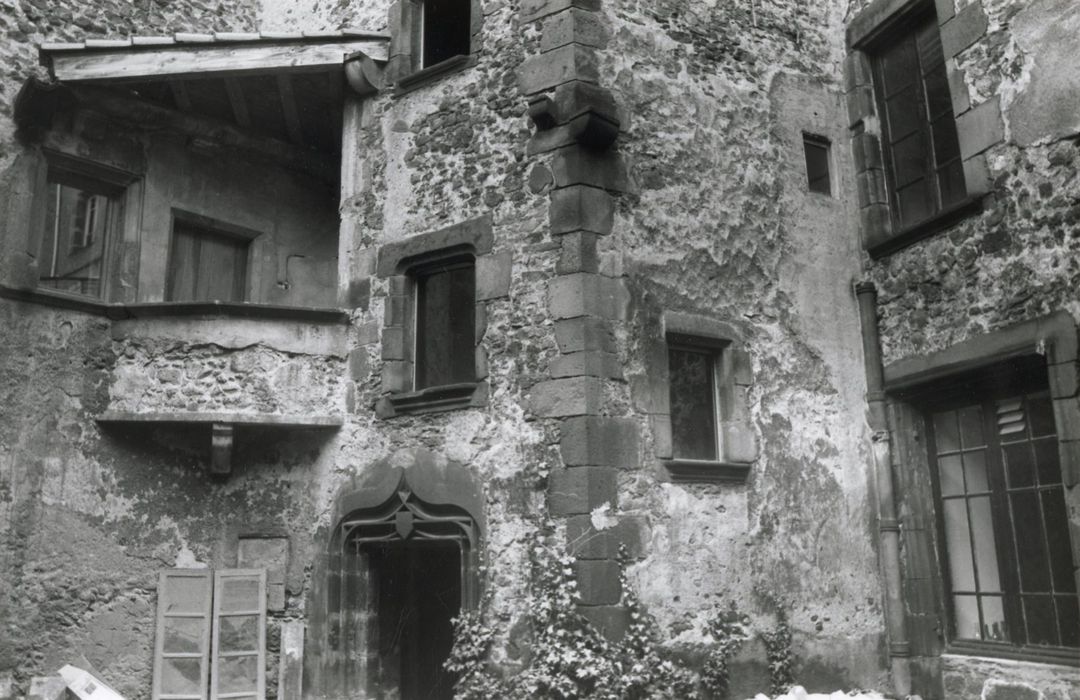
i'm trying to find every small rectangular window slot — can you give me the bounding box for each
[803,133,832,196]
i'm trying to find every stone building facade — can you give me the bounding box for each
[0,0,1075,699]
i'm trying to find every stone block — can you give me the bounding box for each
[279,620,305,700]
[557,231,600,274]
[520,0,601,24]
[578,604,630,642]
[548,466,618,515]
[934,0,955,23]
[517,44,599,95]
[1053,396,1080,441]
[851,131,882,172]
[542,8,610,51]
[528,377,602,417]
[554,316,616,353]
[856,169,888,208]
[551,146,631,192]
[376,215,494,276]
[561,415,640,467]
[381,360,408,393]
[961,154,992,197]
[476,251,512,300]
[475,304,488,344]
[859,203,893,250]
[381,327,405,360]
[721,422,758,463]
[345,277,370,310]
[650,414,673,460]
[947,65,970,116]
[940,2,988,58]
[27,678,64,700]
[731,348,753,386]
[957,98,1003,159]
[843,51,872,93]
[349,349,371,382]
[846,85,876,128]
[475,345,489,381]
[384,294,407,327]
[549,350,623,379]
[549,185,614,235]
[1049,360,1078,399]
[356,321,380,346]
[574,559,622,605]
[984,683,1040,700]
[547,273,628,320]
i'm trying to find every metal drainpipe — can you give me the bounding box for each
[855,281,912,696]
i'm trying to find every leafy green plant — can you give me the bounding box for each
[760,612,794,694]
[701,603,751,699]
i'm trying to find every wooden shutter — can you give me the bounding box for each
[211,569,266,700]
[153,569,213,700]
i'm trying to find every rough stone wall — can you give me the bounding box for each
[598,0,887,691]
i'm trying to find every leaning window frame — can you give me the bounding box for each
[33,150,142,303]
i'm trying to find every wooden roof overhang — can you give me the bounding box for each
[32,32,389,179]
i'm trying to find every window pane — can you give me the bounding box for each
[39,181,111,298]
[963,450,989,493]
[931,116,962,168]
[937,159,967,210]
[933,411,960,453]
[939,454,964,496]
[1028,394,1056,437]
[943,499,976,591]
[217,655,259,694]
[161,658,203,695]
[163,576,210,615]
[1003,442,1035,487]
[953,594,980,640]
[958,406,985,449]
[981,595,1009,642]
[803,138,831,195]
[422,0,472,67]
[163,617,205,654]
[218,614,260,653]
[1023,595,1058,646]
[879,35,918,96]
[1041,489,1075,592]
[923,65,952,119]
[968,496,1001,593]
[897,180,932,225]
[892,132,928,186]
[668,347,718,461]
[1057,596,1080,647]
[219,577,261,613]
[886,91,924,143]
[415,262,475,389]
[1011,490,1050,592]
[1033,439,1061,486]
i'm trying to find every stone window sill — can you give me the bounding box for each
[0,285,349,324]
[944,642,1080,668]
[378,381,487,417]
[393,54,476,96]
[664,459,752,484]
[868,196,983,258]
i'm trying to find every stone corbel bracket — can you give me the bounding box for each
[527,80,621,150]
[345,51,386,96]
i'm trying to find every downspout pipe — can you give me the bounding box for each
[855,281,911,696]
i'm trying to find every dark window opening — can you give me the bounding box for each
[166,219,250,302]
[873,10,966,229]
[422,0,472,68]
[414,256,475,389]
[38,168,122,298]
[919,358,1079,652]
[668,342,719,461]
[803,134,832,195]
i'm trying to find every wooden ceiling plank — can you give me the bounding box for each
[47,40,388,84]
[223,77,252,129]
[275,74,306,147]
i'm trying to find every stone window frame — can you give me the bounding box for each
[374,216,499,417]
[650,311,758,483]
[27,149,143,303]
[884,311,1080,667]
[846,0,992,257]
[386,0,484,95]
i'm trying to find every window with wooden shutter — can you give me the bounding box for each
[166,216,253,303]
[211,569,266,700]
[413,256,475,390]
[153,569,213,700]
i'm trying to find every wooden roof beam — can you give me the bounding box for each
[45,39,388,84]
[223,77,251,129]
[276,74,305,147]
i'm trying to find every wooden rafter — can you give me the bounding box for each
[223,77,251,129]
[275,73,305,147]
[46,40,388,84]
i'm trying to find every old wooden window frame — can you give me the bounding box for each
[165,210,260,304]
[389,0,482,93]
[31,150,141,302]
[411,253,476,391]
